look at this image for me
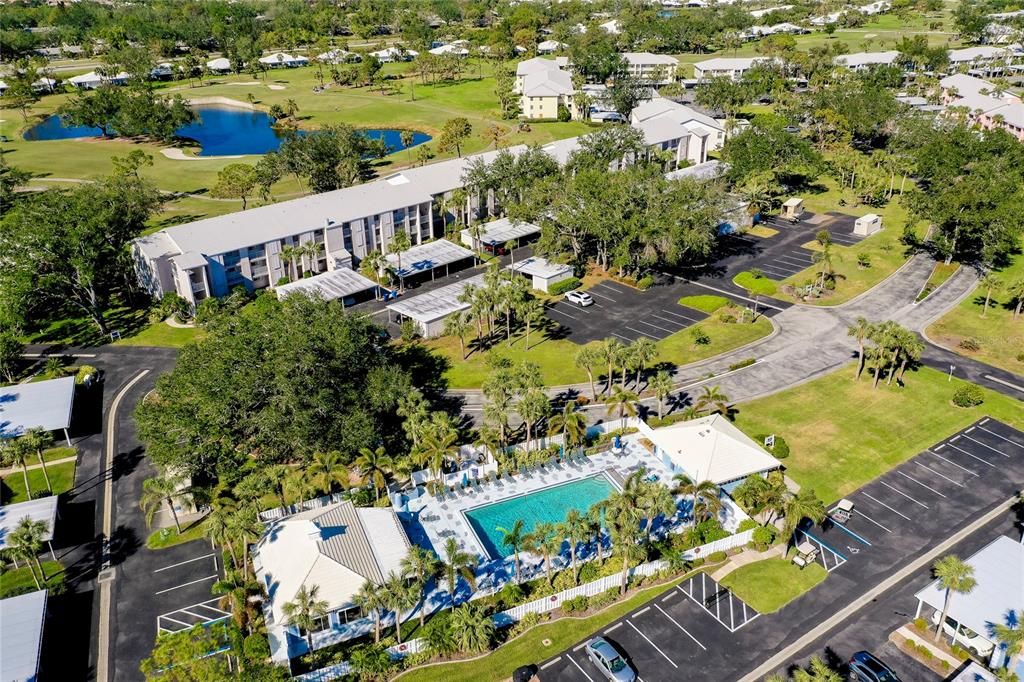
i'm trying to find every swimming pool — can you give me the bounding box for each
[464,475,615,559]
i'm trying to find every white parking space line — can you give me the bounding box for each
[927,449,980,476]
[976,424,1024,448]
[154,553,215,573]
[853,508,893,533]
[626,620,678,668]
[573,643,587,652]
[895,471,948,498]
[567,654,596,682]
[612,332,635,343]
[587,290,619,303]
[658,309,701,323]
[879,481,928,508]
[604,622,622,634]
[541,657,562,670]
[634,319,678,335]
[159,615,193,628]
[758,265,800,278]
[776,254,815,265]
[945,442,998,466]
[861,492,913,520]
[624,326,658,339]
[650,313,689,328]
[154,574,218,595]
[961,434,1011,457]
[915,461,964,487]
[654,604,706,650]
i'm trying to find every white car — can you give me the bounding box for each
[930,611,995,657]
[565,290,594,307]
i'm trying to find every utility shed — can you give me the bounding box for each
[854,213,882,236]
[506,256,574,293]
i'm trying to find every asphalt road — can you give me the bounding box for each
[539,418,1024,682]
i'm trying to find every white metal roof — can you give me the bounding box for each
[384,239,474,279]
[0,496,58,550]
[622,52,678,66]
[648,414,782,484]
[665,160,728,181]
[206,57,231,70]
[461,218,541,247]
[915,535,1024,642]
[508,256,572,280]
[835,50,900,68]
[0,376,76,438]
[0,590,47,682]
[275,267,378,301]
[255,501,410,624]
[386,273,486,324]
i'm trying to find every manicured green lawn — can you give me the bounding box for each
[147,518,209,550]
[731,365,1024,504]
[427,309,773,389]
[720,555,827,613]
[779,177,927,305]
[928,245,1024,373]
[734,271,779,296]
[0,561,64,598]
[114,320,203,349]
[1,461,76,505]
[40,446,76,463]
[677,295,731,313]
[397,570,713,682]
[915,262,960,302]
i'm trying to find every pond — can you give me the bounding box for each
[22,105,431,157]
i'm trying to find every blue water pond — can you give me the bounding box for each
[23,105,431,157]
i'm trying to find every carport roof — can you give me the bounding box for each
[0,375,76,438]
[384,239,475,279]
[275,267,378,302]
[461,218,541,247]
[0,496,58,550]
[508,256,573,279]
[647,414,781,485]
[914,534,1024,642]
[386,273,486,324]
[0,589,47,682]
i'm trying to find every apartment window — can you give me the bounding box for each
[335,605,362,624]
[247,244,266,258]
[252,275,269,289]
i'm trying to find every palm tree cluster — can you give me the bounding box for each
[452,262,548,353]
[731,473,826,540]
[847,318,924,387]
[481,358,549,453]
[574,336,658,400]
[0,427,55,500]
[5,517,50,590]
[278,240,325,282]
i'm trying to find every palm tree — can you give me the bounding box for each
[497,519,527,583]
[205,505,238,568]
[516,388,550,452]
[8,517,49,588]
[284,98,299,118]
[847,316,874,381]
[442,536,478,605]
[931,555,977,644]
[139,472,189,533]
[354,446,393,502]
[559,510,591,584]
[212,568,264,633]
[605,492,645,595]
[781,490,827,541]
[383,570,419,644]
[587,499,609,565]
[20,428,53,494]
[282,584,329,653]
[575,346,601,400]
[639,483,677,544]
[519,298,545,351]
[280,245,301,281]
[992,611,1023,674]
[415,425,457,480]
[526,521,560,586]
[227,504,263,578]
[601,338,623,393]
[307,450,349,495]
[401,545,442,628]
[400,129,415,162]
[979,273,1001,318]
[352,581,387,644]
[302,241,325,274]
[449,602,494,653]
[548,400,587,450]
[673,474,721,526]
[443,312,472,359]
[605,385,639,431]
[630,337,658,387]
[1007,278,1024,318]
[284,467,316,506]
[792,656,843,681]
[650,370,673,421]
[0,439,35,501]
[695,385,730,416]
[388,231,413,292]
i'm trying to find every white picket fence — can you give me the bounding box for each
[292,529,753,681]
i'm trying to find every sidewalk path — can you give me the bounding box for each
[0,455,77,477]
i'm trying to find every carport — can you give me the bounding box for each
[386,273,486,338]
[0,375,76,446]
[461,217,541,254]
[274,267,380,307]
[384,239,475,286]
[0,589,47,682]
[507,256,574,293]
[0,496,60,561]
[914,534,1023,659]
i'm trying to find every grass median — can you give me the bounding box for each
[720,554,827,613]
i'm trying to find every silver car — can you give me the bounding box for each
[585,637,636,682]
[565,290,594,307]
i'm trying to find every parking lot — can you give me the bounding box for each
[545,279,711,344]
[538,418,1024,682]
[539,579,758,682]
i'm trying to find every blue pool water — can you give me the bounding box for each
[23,106,430,157]
[465,475,615,559]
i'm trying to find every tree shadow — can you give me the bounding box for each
[108,523,142,567]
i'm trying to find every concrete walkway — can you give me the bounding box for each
[0,455,77,477]
[710,544,786,582]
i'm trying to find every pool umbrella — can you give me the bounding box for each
[462,472,469,488]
